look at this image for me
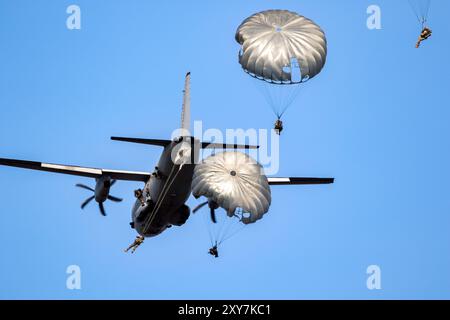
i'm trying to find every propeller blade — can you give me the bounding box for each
[110,179,117,187]
[210,207,217,224]
[81,195,95,209]
[107,195,123,202]
[76,184,95,192]
[193,201,208,213]
[99,202,106,216]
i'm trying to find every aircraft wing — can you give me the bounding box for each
[0,157,151,182]
[268,177,335,185]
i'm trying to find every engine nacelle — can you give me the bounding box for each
[169,204,190,226]
[131,200,190,237]
[94,176,112,203]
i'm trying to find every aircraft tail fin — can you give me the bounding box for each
[111,73,192,149]
[180,72,191,133]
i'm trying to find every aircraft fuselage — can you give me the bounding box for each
[131,138,199,237]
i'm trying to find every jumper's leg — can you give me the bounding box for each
[124,236,145,253]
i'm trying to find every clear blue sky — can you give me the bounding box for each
[1,0,450,299]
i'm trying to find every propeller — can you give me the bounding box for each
[75,179,123,216]
[210,206,217,224]
[193,200,217,223]
[193,201,208,213]
[99,201,106,216]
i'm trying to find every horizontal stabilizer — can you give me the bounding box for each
[201,142,259,149]
[111,137,172,147]
[112,137,259,149]
[0,157,151,182]
[268,177,334,185]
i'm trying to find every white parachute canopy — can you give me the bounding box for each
[192,151,271,224]
[236,9,327,84]
[235,9,327,119]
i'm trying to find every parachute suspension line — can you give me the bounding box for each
[419,0,431,18]
[253,80,303,119]
[207,220,215,247]
[219,219,246,245]
[220,209,248,244]
[408,0,421,24]
[214,214,229,245]
[278,84,303,119]
[216,216,233,245]
[203,208,247,247]
[237,9,327,124]
[202,208,215,247]
[216,214,230,245]
[408,0,431,27]
[423,0,431,26]
[193,151,272,249]
[216,211,246,246]
[277,57,303,118]
[219,227,245,245]
[204,208,231,247]
[253,79,277,117]
[223,215,242,243]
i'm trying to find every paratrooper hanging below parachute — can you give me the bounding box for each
[124,236,145,254]
[235,10,327,134]
[416,27,432,48]
[208,244,219,258]
[409,0,433,48]
[274,119,283,135]
[192,151,272,256]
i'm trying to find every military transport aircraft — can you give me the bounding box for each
[0,73,334,247]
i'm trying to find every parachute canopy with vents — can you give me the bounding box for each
[192,151,271,224]
[235,9,327,84]
[235,9,327,119]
